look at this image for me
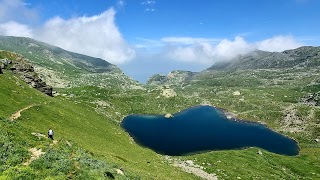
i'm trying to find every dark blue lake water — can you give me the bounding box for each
[121,105,299,156]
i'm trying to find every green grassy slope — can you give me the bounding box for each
[0,36,140,89]
[173,68,320,179]
[1,41,320,179]
[0,70,198,179]
[57,68,320,179]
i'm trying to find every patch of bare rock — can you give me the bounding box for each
[23,148,45,166]
[160,86,177,98]
[164,156,218,180]
[281,105,306,132]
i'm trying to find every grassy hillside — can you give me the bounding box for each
[0,36,140,89]
[0,69,198,179]
[1,40,320,179]
[54,68,320,179]
[174,68,320,179]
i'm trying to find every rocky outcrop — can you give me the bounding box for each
[301,92,320,106]
[0,51,53,96]
[147,74,167,86]
[0,58,11,74]
[147,70,197,86]
[160,86,177,98]
[164,113,173,118]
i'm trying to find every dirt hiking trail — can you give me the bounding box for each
[9,104,35,121]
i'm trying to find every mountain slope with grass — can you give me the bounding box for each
[1,37,320,179]
[208,46,320,71]
[0,56,198,179]
[0,35,140,89]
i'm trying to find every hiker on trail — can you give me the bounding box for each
[48,128,54,140]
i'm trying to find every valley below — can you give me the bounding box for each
[0,36,320,179]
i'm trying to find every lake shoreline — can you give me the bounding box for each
[121,104,300,156]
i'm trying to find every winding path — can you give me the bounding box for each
[9,104,35,121]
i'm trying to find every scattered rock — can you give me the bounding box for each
[161,86,177,98]
[93,100,111,107]
[233,91,241,96]
[66,141,72,147]
[116,168,124,175]
[23,148,45,166]
[164,113,173,118]
[315,139,319,143]
[31,132,46,138]
[104,171,115,179]
[301,92,320,106]
[257,150,263,155]
[224,111,237,120]
[173,160,218,180]
[281,105,305,132]
[51,140,58,146]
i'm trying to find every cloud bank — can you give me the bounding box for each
[0,21,33,37]
[0,0,303,66]
[35,8,135,64]
[0,0,135,64]
[161,35,302,65]
[0,0,38,23]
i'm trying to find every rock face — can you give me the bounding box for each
[233,91,241,96]
[301,92,320,106]
[160,86,177,98]
[147,70,197,86]
[0,58,10,74]
[0,51,53,96]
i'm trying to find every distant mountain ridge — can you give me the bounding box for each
[208,46,320,71]
[147,46,320,86]
[0,36,117,73]
[0,36,140,89]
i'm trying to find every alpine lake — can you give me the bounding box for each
[121,105,299,156]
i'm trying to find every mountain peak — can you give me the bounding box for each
[208,46,320,71]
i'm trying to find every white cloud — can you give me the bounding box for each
[0,0,38,23]
[163,36,302,64]
[164,37,254,64]
[142,0,156,5]
[33,8,135,64]
[0,1,135,65]
[215,37,255,59]
[256,35,303,52]
[0,21,33,37]
[117,0,126,9]
[141,0,157,12]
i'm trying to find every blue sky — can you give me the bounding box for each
[0,0,320,82]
